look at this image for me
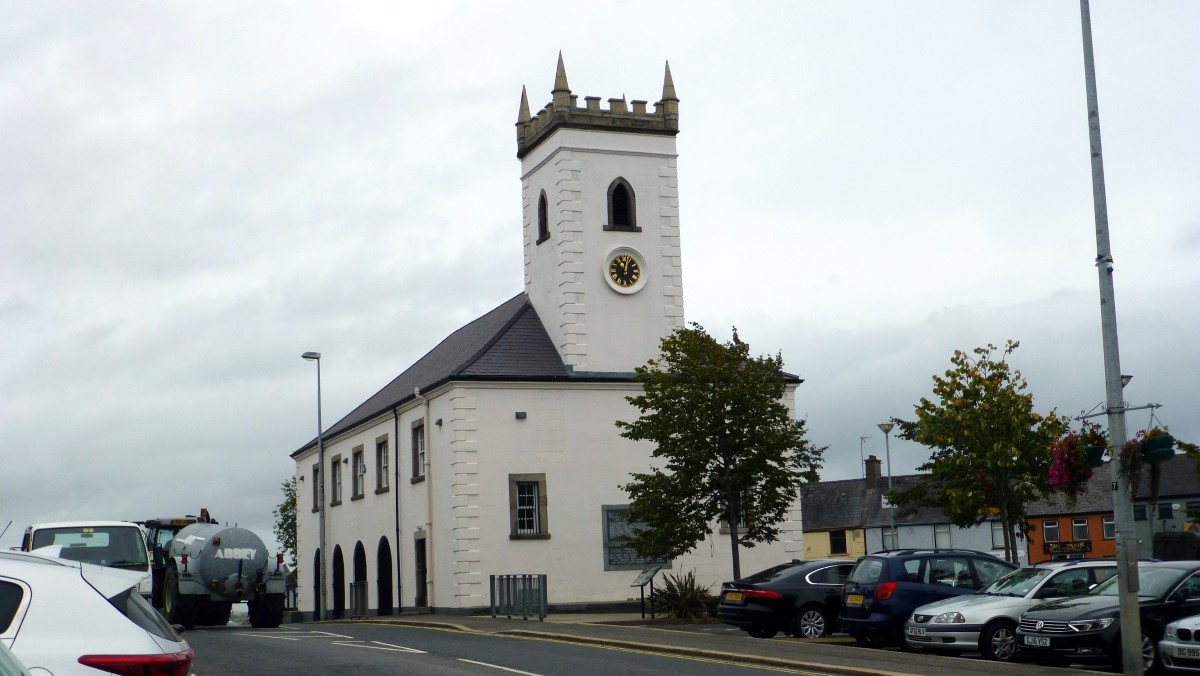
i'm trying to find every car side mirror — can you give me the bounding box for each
[1172,589,1190,604]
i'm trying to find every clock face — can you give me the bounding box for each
[608,254,641,288]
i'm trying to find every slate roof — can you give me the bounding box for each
[1027,452,1200,516]
[800,473,950,531]
[293,293,582,456]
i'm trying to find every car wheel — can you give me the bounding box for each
[979,620,1017,662]
[1141,632,1160,674]
[747,627,778,639]
[791,606,829,639]
[853,633,888,648]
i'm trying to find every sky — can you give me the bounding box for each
[2,2,1198,553]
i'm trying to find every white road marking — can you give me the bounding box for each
[458,658,543,675]
[330,640,427,653]
[236,629,357,641]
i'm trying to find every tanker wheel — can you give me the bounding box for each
[163,567,197,630]
[249,594,284,629]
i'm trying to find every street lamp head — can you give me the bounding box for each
[302,351,321,361]
[877,422,895,435]
[1120,374,1133,388]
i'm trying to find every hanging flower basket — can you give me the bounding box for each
[1142,434,1175,463]
[1085,446,1106,468]
[1048,428,1102,502]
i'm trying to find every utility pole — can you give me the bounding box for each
[1078,2,1142,673]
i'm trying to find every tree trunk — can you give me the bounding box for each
[729,522,741,580]
[999,502,1015,564]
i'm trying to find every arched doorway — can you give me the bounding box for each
[376,537,393,616]
[312,548,321,620]
[331,545,346,619]
[352,542,367,617]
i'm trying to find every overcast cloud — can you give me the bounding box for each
[2,1,1198,552]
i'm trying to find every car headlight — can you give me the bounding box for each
[1069,617,1116,632]
[932,612,966,624]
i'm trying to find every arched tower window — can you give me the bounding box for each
[536,190,549,244]
[605,178,640,232]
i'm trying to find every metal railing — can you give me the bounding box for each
[349,581,368,619]
[489,574,547,621]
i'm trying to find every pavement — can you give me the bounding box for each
[338,611,1109,676]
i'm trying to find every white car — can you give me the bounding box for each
[904,559,1117,661]
[20,521,153,600]
[0,642,33,676]
[1161,614,1200,673]
[0,550,193,675]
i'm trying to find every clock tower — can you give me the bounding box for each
[516,55,684,373]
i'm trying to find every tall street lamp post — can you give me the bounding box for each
[302,351,328,622]
[878,422,895,549]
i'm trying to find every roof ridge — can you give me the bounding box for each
[453,294,533,376]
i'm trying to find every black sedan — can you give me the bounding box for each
[1016,560,1200,672]
[717,559,854,639]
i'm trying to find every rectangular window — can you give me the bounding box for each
[508,473,549,539]
[1042,520,1060,543]
[934,524,952,549]
[376,438,390,492]
[991,521,1006,549]
[351,447,364,499]
[330,455,342,505]
[1102,515,1116,539]
[881,529,897,550]
[312,464,320,512]
[1159,503,1175,520]
[829,530,848,555]
[1134,504,1148,521]
[411,425,426,481]
[1072,518,1088,541]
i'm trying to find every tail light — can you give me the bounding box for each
[78,649,194,676]
[873,582,897,601]
[740,589,783,600]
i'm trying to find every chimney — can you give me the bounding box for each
[865,455,882,490]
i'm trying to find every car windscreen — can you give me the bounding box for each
[31,526,148,569]
[848,558,887,584]
[108,587,184,642]
[982,567,1051,596]
[1093,566,1186,598]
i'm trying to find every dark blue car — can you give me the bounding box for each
[840,549,1016,648]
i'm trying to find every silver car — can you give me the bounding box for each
[1161,614,1200,673]
[904,559,1117,661]
[0,550,194,675]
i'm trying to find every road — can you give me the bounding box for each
[185,624,836,676]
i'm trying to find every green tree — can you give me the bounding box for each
[617,324,825,579]
[889,341,1066,564]
[273,477,298,576]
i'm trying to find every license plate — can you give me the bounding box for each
[846,594,864,606]
[1177,646,1200,658]
[724,592,743,603]
[906,626,926,636]
[1024,636,1050,647]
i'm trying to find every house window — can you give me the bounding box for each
[330,455,342,505]
[1187,501,1200,518]
[536,191,549,244]
[1072,518,1088,541]
[829,530,848,555]
[1102,515,1115,539]
[604,178,639,231]
[376,437,389,492]
[351,447,364,499]
[1042,520,1059,543]
[991,521,1006,549]
[1159,503,1175,520]
[934,524,952,549]
[881,529,897,550]
[312,464,320,512]
[411,424,426,482]
[508,473,549,539]
[1133,504,1148,521]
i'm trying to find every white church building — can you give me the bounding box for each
[291,57,806,617]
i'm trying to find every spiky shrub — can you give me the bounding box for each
[652,571,714,622]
